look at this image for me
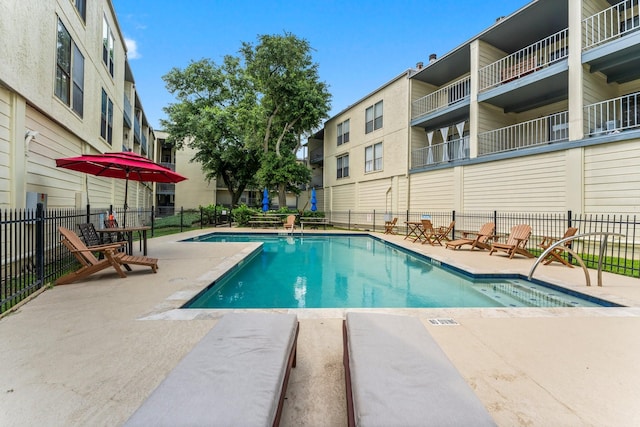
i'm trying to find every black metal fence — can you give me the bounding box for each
[1,204,153,315]
[2,206,639,315]
[326,210,640,278]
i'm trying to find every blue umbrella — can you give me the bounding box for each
[310,188,317,212]
[262,188,269,212]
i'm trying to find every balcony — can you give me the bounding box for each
[582,1,640,85]
[583,0,640,50]
[411,76,470,121]
[584,92,640,137]
[479,29,569,92]
[411,136,469,169]
[141,132,147,154]
[133,116,141,144]
[478,111,568,156]
[309,147,323,165]
[160,162,176,171]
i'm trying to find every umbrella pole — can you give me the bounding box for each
[123,173,129,228]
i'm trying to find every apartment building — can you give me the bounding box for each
[323,0,640,215]
[0,0,156,211]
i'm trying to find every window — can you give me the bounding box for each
[365,101,383,133]
[337,154,349,179]
[74,0,86,22]
[337,119,350,145]
[55,18,84,117]
[101,89,113,144]
[102,16,114,77]
[365,142,383,172]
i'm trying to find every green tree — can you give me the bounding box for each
[241,33,331,207]
[161,57,261,207]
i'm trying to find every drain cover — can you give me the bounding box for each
[428,318,459,326]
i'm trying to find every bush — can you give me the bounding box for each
[300,210,325,218]
[232,204,260,226]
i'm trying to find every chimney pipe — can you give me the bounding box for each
[429,53,437,63]
[416,61,423,70]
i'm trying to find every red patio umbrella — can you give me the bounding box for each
[56,151,187,226]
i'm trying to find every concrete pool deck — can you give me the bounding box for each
[1,228,639,426]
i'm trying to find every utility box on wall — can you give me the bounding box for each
[26,192,47,210]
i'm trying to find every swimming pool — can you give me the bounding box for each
[184,233,616,309]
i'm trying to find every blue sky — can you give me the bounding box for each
[112,0,530,130]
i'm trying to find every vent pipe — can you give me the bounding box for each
[429,53,437,63]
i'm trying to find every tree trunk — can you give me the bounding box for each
[278,183,287,209]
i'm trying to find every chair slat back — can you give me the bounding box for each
[59,226,101,266]
[506,224,531,247]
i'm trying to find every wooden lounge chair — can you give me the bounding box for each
[55,226,158,285]
[489,224,534,259]
[125,313,299,427]
[283,214,296,233]
[538,227,578,267]
[343,312,495,426]
[446,222,495,251]
[384,217,398,234]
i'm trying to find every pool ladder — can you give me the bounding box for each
[528,232,624,287]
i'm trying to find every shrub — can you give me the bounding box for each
[232,204,260,226]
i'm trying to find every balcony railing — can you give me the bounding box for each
[156,183,175,194]
[160,162,176,171]
[133,116,141,144]
[309,147,323,164]
[583,0,640,50]
[479,28,569,91]
[584,92,640,136]
[411,136,469,169]
[411,76,471,120]
[478,111,568,156]
[141,132,147,154]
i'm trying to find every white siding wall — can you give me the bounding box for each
[0,87,10,208]
[463,152,567,212]
[408,169,455,211]
[331,184,355,212]
[357,179,392,211]
[584,140,640,213]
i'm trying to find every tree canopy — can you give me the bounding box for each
[161,32,331,208]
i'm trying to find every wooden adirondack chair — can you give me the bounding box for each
[538,227,579,267]
[284,215,296,233]
[55,226,158,285]
[489,224,534,259]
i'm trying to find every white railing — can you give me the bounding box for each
[478,111,568,156]
[411,136,469,169]
[479,28,569,91]
[584,92,640,136]
[583,0,640,50]
[411,77,471,120]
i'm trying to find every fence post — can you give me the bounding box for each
[180,207,184,232]
[86,204,91,223]
[200,206,204,229]
[36,203,45,288]
[373,209,376,233]
[151,205,155,237]
[493,210,498,233]
[452,210,456,237]
[348,210,351,231]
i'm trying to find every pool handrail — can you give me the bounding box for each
[528,232,625,287]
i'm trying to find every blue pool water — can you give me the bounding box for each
[184,234,614,309]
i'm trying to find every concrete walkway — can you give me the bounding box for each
[1,228,640,426]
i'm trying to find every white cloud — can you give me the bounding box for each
[124,37,141,59]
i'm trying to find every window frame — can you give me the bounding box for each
[74,0,87,22]
[102,15,115,77]
[365,142,383,173]
[55,18,84,117]
[365,100,383,133]
[100,89,114,144]
[336,154,349,179]
[337,119,350,146]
